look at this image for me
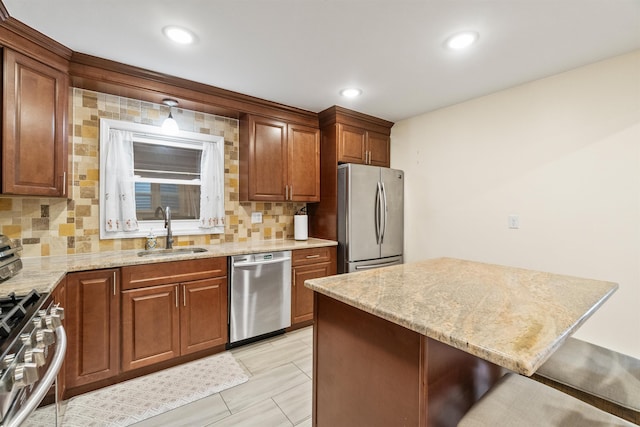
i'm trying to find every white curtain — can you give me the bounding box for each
[199,141,225,233]
[104,130,139,232]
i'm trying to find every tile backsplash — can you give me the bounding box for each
[0,88,305,257]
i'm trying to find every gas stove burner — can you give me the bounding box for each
[0,290,44,348]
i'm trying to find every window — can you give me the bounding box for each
[99,119,225,240]
[132,138,201,220]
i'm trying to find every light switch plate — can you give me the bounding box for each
[251,212,263,224]
[508,214,520,229]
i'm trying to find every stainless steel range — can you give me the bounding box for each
[0,290,66,427]
[0,237,66,427]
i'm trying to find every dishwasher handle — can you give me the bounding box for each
[232,257,291,268]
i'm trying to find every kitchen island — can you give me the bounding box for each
[305,257,618,427]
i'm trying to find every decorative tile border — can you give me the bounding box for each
[0,88,305,257]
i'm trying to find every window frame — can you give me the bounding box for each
[99,118,225,240]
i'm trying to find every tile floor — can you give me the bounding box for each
[131,326,313,427]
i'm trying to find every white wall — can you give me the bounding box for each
[391,50,640,358]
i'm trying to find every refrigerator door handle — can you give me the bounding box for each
[375,182,382,244]
[380,182,388,244]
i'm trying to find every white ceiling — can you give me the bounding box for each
[4,0,640,122]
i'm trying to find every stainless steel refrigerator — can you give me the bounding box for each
[337,163,404,273]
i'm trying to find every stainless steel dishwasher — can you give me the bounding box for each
[229,251,292,346]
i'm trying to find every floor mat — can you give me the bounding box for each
[26,351,249,426]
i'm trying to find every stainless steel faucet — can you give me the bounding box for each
[155,206,173,249]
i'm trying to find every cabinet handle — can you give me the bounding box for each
[305,254,320,259]
[289,185,293,200]
[62,172,67,196]
[183,286,186,307]
[175,286,178,308]
[112,271,116,296]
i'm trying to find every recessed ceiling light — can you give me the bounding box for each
[340,88,362,98]
[445,31,479,50]
[162,26,196,45]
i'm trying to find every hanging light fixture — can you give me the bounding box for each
[161,99,179,134]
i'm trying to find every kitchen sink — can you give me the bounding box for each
[137,247,208,257]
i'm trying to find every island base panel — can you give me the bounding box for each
[313,293,503,427]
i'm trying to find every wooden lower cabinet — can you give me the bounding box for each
[121,284,180,371]
[181,277,227,354]
[65,269,120,388]
[121,258,228,372]
[291,246,336,326]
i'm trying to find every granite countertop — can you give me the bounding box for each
[2,238,336,296]
[304,257,618,376]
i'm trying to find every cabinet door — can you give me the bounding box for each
[292,262,333,324]
[367,131,391,167]
[66,269,120,388]
[2,49,68,196]
[180,277,228,355]
[121,284,180,371]
[338,124,367,164]
[248,116,288,201]
[288,124,320,202]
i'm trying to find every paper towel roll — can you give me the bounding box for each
[294,215,308,240]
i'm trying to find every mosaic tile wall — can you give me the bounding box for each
[0,88,305,257]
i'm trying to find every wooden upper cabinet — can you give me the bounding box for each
[288,123,320,202]
[366,130,391,167]
[2,48,68,197]
[240,114,320,202]
[248,116,288,201]
[338,125,367,164]
[338,125,390,167]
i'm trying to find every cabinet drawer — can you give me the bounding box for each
[292,247,334,267]
[122,257,226,290]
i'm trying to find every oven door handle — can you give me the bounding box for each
[5,325,67,427]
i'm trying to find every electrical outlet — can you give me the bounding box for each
[508,214,520,229]
[251,212,263,224]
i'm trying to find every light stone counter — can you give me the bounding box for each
[1,238,336,296]
[305,257,617,376]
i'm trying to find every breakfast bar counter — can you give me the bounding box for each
[304,257,618,426]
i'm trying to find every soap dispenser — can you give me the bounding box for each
[145,229,157,250]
